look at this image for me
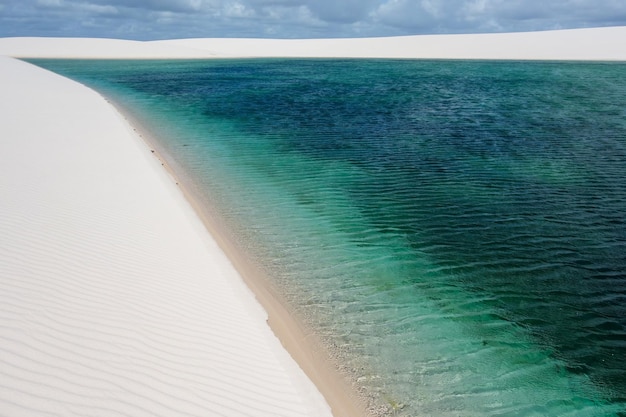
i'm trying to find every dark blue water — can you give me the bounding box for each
[30,58,626,416]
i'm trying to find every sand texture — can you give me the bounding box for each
[0,55,335,417]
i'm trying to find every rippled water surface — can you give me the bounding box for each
[31,59,626,416]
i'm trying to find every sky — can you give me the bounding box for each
[1,0,626,40]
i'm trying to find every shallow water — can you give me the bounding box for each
[30,58,626,416]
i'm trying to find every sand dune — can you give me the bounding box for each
[0,56,336,417]
[0,37,214,59]
[1,26,625,60]
[157,26,626,60]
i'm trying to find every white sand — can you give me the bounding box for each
[0,37,215,59]
[1,26,626,60]
[0,55,337,417]
[156,26,626,60]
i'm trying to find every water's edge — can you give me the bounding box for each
[101,93,376,417]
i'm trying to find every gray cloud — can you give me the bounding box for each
[87,0,208,13]
[306,0,380,24]
[1,0,626,39]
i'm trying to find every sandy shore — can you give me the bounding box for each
[1,26,626,60]
[0,55,363,416]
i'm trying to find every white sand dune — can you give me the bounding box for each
[156,26,626,60]
[0,56,338,417]
[0,27,626,61]
[0,37,215,59]
[1,26,626,60]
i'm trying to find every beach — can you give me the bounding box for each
[1,28,625,417]
[0,55,357,416]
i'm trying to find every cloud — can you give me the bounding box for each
[36,0,63,7]
[81,0,213,14]
[370,0,626,33]
[222,1,255,18]
[305,0,380,24]
[77,2,119,15]
[1,0,626,39]
[371,0,499,32]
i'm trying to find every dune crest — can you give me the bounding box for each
[1,26,625,60]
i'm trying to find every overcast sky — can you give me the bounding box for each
[1,0,626,40]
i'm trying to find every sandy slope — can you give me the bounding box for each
[0,37,214,58]
[0,55,335,417]
[156,26,626,60]
[1,27,625,60]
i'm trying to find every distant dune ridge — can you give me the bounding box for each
[1,26,626,60]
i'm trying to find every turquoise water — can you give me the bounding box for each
[30,59,626,416]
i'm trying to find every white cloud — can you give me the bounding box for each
[223,1,255,18]
[464,0,488,14]
[372,0,443,31]
[86,0,215,13]
[420,0,441,18]
[36,0,64,7]
[77,2,118,14]
[305,0,379,23]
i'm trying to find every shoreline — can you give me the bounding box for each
[0,56,350,417]
[107,96,371,417]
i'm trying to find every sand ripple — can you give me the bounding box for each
[0,56,332,417]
